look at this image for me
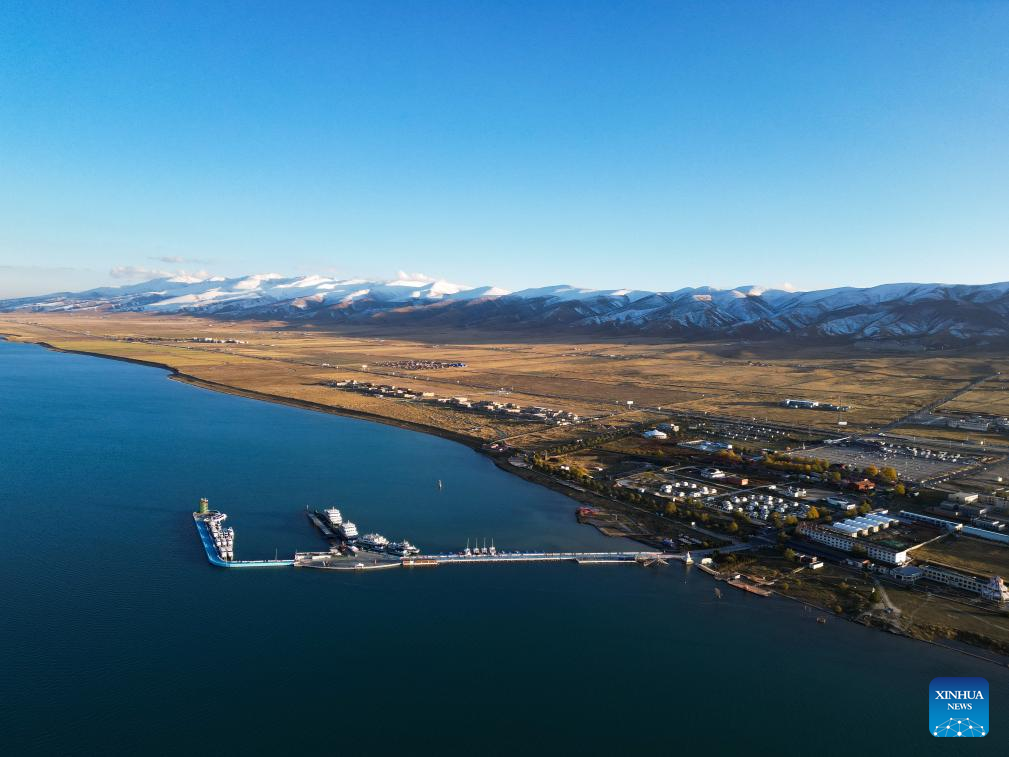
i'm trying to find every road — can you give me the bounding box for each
[872,578,902,616]
[879,372,999,432]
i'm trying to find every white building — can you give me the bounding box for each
[800,525,854,552]
[798,518,909,565]
[642,429,668,440]
[948,417,992,432]
[899,511,962,532]
[921,565,1009,603]
[865,543,909,566]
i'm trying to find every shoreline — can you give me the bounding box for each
[9,335,1009,668]
[25,339,486,451]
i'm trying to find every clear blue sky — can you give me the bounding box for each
[1,0,1007,297]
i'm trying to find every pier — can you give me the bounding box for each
[193,508,676,571]
[193,514,294,568]
[193,502,739,572]
[404,550,671,566]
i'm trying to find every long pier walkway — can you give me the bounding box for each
[194,508,750,571]
[406,550,671,566]
[194,518,294,568]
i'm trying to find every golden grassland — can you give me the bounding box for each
[4,312,1009,447]
[940,377,1009,416]
[911,536,1009,578]
[885,585,1009,651]
[892,425,1009,446]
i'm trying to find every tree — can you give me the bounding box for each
[726,521,739,534]
[865,464,880,478]
[894,482,906,496]
[881,466,899,483]
[784,514,799,526]
[806,506,820,520]
[784,548,797,562]
[857,502,871,515]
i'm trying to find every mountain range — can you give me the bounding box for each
[4,273,1009,343]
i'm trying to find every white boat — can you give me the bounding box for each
[324,508,343,527]
[358,533,390,551]
[339,520,359,540]
[387,540,420,556]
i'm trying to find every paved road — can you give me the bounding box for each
[880,372,999,432]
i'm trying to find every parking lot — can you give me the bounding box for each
[796,440,981,484]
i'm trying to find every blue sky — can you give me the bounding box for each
[1,1,1007,297]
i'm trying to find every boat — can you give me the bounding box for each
[339,520,359,541]
[324,508,343,527]
[816,616,827,624]
[387,540,420,556]
[358,533,390,551]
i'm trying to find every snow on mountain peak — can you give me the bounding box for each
[5,274,1009,343]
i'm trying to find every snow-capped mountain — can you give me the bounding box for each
[4,274,1009,343]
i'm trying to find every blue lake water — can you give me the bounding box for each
[1,339,1007,755]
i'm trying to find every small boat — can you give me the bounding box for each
[386,540,420,556]
[714,587,722,599]
[816,616,827,624]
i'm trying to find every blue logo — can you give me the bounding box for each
[930,677,989,737]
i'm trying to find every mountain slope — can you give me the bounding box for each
[4,274,1009,343]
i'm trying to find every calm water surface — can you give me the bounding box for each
[1,340,1006,755]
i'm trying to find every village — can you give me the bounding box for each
[325,378,585,425]
[510,412,1009,654]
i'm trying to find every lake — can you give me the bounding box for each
[0,339,1006,755]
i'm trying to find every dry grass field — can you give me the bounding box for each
[911,536,1009,578]
[940,377,1009,417]
[885,584,1009,650]
[4,312,1007,447]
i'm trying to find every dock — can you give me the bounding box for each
[726,579,773,597]
[192,501,705,572]
[193,514,294,568]
[403,550,670,566]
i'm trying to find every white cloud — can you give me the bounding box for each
[395,270,436,282]
[110,265,212,282]
[0,265,107,298]
[148,255,208,264]
[110,265,172,280]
